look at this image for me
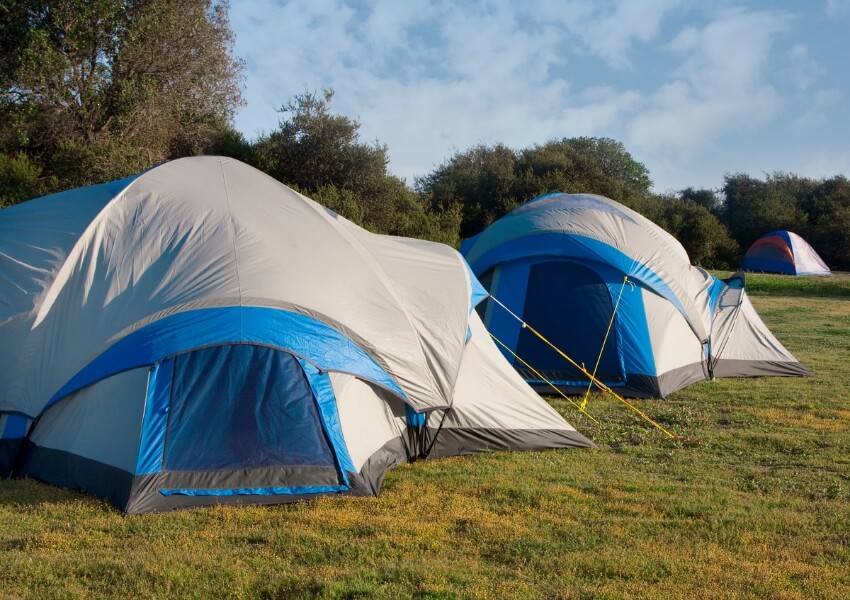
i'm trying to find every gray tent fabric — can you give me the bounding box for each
[0,157,592,513]
[462,193,810,398]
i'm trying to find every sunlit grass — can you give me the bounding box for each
[2,276,850,598]
[717,270,850,297]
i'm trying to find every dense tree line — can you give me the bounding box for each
[719,173,850,270]
[0,0,244,201]
[2,1,848,271]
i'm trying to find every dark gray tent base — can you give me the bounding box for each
[14,437,415,514]
[712,358,812,378]
[528,359,811,399]
[346,438,407,497]
[427,427,595,458]
[128,440,410,513]
[13,427,596,514]
[20,443,135,509]
[19,441,380,514]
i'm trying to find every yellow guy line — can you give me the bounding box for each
[581,276,635,410]
[489,333,600,425]
[489,295,677,439]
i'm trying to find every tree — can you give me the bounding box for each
[801,175,850,269]
[719,173,808,249]
[0,152,51,206]
[809,204,850,270]
[516,137,657,218]
[680,187,719,213]
[255,89,461,245]
[416,144,519,239]
[0,0,244,198]
[417,136,654,239]
[254,89,388,196]
[656,195,738,268]
[792,174,844,229]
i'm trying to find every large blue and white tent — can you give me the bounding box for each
[0,158,591,513]
[461,193,810,398]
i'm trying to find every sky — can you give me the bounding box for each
[230,0,850,194]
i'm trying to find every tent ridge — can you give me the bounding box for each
[295,192,450,409]
[29,178,142,329]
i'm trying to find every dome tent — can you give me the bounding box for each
[0,157,591,514]
[461,193,810,398]
[741,230,831,276]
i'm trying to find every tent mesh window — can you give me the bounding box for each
[162,344,336,472]
[516,261,623,385]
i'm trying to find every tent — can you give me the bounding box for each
[0,157,592,514]
[741,230,831,276]
[461,193,811,398]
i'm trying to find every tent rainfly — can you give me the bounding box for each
[741,230,831,276]
[0,157,592,514]
[461,192,811,398]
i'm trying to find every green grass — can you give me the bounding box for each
[3,275,850,599]
[717,270,850,297]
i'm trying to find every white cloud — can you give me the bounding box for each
[576,0,686,68]
[826,0,850,17]
[627,9,790,166]
[785,43,824,90]
[523,0,686,68]
[437,2,563,84]
[668,9,790,95]
[794,89,844,128]
[230,1,849,192]
[231,0,362,135]
[361,0,436,55]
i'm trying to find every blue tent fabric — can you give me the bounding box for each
[135,360,174,476]
[466,231,696,339]
[163,345,334,472]
[36,308,383,510]
[467,238,677,395]
[516,260,624,385]
[1,414,28,438]
[46,306,408,412]
[151,346,351,499]
[25,339,369,511]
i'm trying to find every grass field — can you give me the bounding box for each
[2,273,849,599]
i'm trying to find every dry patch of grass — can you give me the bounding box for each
[741,406,850,433]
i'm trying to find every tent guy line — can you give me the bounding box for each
[488,296,676,439]
[582,276,636,409]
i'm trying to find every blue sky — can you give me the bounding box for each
[230,0,850,194]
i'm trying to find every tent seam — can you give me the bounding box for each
[294,193,448,408]
[217,157,244,307]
